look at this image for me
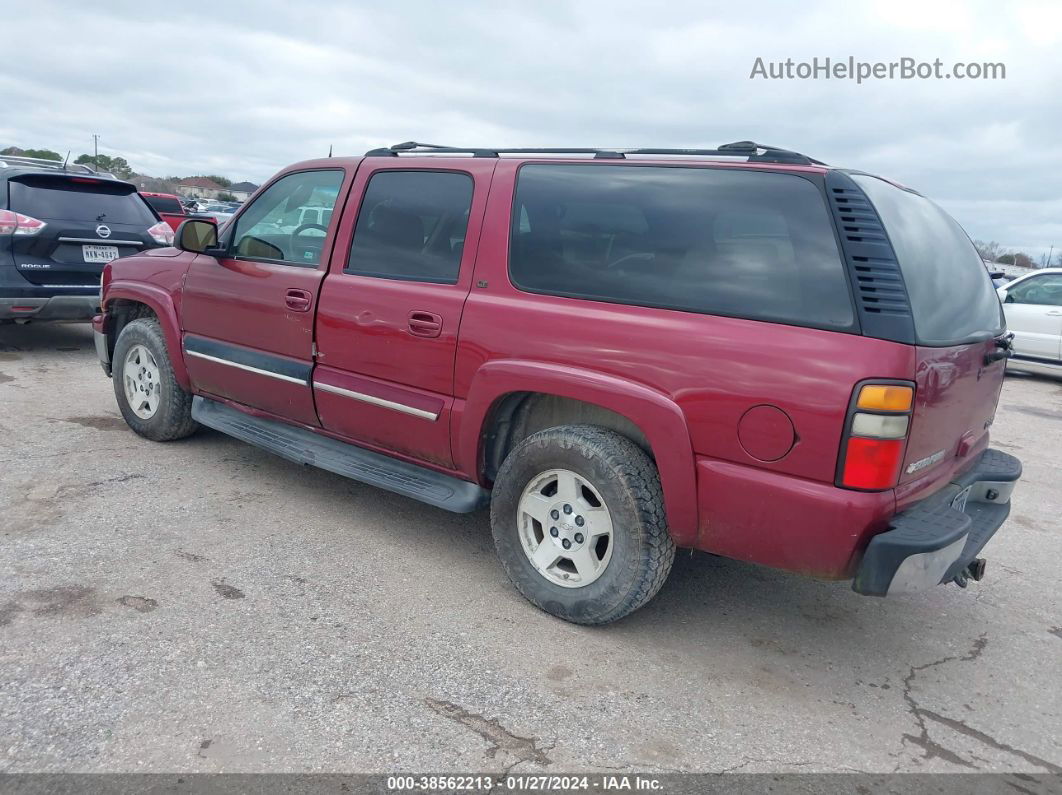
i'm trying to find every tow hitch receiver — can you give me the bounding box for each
[953,557,987,589]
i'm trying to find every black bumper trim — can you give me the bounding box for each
[853,448,1021,597]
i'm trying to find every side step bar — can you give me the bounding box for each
[191,396,490,513]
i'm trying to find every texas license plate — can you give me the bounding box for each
[83,244,119,263]
[951,485,972,512]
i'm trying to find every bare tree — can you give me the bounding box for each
[973,240,1003,262]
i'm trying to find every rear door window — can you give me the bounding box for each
[508,164,854,330]
[346,170,473,284]
[10,177,156,225]
[851,174,1003,345]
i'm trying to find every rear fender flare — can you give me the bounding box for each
[105,282,189,390]
[457,360,699,546]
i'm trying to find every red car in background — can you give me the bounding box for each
[139,192,190,233]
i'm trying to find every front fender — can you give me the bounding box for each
[456,359,699,546]
[104,281,189,390]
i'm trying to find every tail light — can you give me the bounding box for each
[0,209,47,236]
[837,382,915,491]
[147,220,174,246]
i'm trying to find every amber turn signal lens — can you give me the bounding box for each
[856,384,913,412]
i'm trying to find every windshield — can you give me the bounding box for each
[853,174,1003,346]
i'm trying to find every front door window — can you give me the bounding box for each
[230,170,344,266]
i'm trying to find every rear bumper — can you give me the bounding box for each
[853,448,1022,596]
[0,295,99,321]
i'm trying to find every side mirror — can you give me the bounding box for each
[175,218,219,253]
[988,271,1005,279]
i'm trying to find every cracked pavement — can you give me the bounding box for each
[1,323,1060,773]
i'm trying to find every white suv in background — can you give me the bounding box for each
[997,268,1062,376]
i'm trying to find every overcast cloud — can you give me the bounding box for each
[3,0,1060,258]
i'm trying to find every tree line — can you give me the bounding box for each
[973,240,1060,269]
[1,145,234,191]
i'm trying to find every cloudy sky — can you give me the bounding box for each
[4,0,1060,259]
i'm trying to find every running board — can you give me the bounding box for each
[191,396,490,513]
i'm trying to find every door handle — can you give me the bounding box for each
[408,311,442,338]
[285,288,312,312]
[1046,310,1062,316]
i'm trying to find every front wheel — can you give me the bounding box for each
[112,318,198,441]
[490,425,675,625]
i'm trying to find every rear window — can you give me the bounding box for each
[143,195,183,214]
[508,165,854,330]
[852,174,1003,346]
[9,177,156,225]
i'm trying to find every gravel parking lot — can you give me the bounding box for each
[1,322,1060,775]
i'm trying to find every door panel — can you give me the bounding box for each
[313,160,496,468]
[182,252,324,425]
[315,279,465,467]
[313,363,452,467]
[180,167,351,426]
[1002,274,1062,361]
[1003,303,1062,361]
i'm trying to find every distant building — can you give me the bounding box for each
[227,181,259,202]
[176,177,225,200]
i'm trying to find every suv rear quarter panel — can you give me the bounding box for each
[456,159,918,572]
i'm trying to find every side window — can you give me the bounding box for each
[231,170,344,266]
[346,170,473,284]
[508,165,854,330]
[1007,275,1062,306]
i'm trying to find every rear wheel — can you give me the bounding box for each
[490,425,675,625]
[112,318,198,441]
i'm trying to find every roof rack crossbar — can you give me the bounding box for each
[0,154,104,175]
[364,140,825,165]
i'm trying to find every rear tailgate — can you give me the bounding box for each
[7,174,158,287]
[849,174,1009,502]
[900,341,1005,493]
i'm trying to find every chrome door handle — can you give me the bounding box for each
[408,311,442,338]
[285,289,312,312]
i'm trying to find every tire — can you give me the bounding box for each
[490,425,675,625]
[112,318,198,441]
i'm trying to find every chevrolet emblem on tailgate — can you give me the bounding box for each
[906,449,947,474]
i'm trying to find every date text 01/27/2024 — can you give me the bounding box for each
[385,774,664,791]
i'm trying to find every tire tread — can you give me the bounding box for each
[113,318,198,442]
[491,424,676,625]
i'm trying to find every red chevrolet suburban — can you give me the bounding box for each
[92,141,1020,624]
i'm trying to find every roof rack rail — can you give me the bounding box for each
[0,154,108,175]
[365,140,825,165]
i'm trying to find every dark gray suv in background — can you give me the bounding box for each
[0,155,173,323]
